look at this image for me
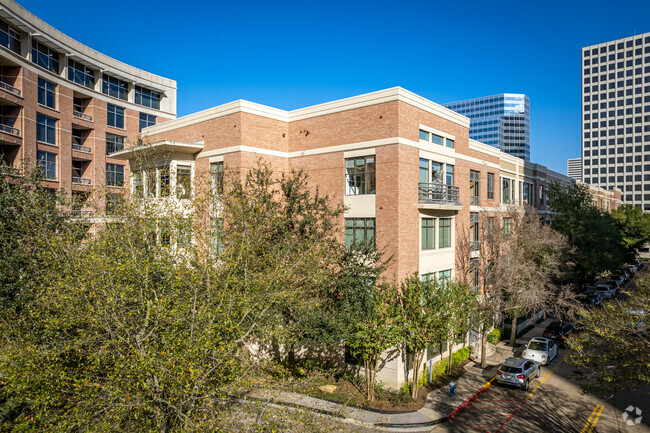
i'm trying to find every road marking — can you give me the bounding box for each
[526,353,567,399]
[588,405,605,433]
[580,405,602,433]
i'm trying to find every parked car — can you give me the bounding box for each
[522,337,558,366]
[604,275,624,288]
[624,264,638,274]
[496,357,540,390]
[542,321,574,347]
[585,284,618,299]
[612,271,629,283]
[634,259,645,269]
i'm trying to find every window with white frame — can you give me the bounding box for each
[421,218,435,250]
[345,156,375,195]
[176,165,192,199]
[439,218,452,248]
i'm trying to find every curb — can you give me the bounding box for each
[446,377,495,420]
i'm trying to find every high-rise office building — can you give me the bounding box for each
[443,94,530,161]
[567,158,583,181]
[581,32,650,210]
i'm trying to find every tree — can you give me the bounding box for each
[611,204,650,261]
[347,282,400,402]
[549,182,625,286]
[567,276,650,394]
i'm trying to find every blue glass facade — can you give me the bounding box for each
[443,94,530,161]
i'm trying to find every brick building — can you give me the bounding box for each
[0,0,176,215]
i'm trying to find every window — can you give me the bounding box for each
[36,113,56,145]
[176,165,192,199]
[486,217,495,237]
[470,258,479,290]
[211,162,224,195]
[419,158,429,183]
[445,164,454,186]
[539,185,544,207]
[67,59,95,88]
[431,133,443,145]
[31,40,59,72]
[135,86,161,109]
[139,112,156,132]
[0,19,21,54]
[419,129,429,141]
[344,156,376,195]
[106,133,125,154]
[523,182,532,205]
[470,170,480,205]
[177,219,192,248]
[36,150,56,180]
[439,218,451,248]
[487,173,495,199]
[145,168,156,198]
[107,104,124,129]
[133,172,143,197]
[470,212,479,251]
[37,78,55,108]
[502,217,512,236]
[159,166,170,197]
[344,218,375,247]
[421,218,435,250]
[106,193,123,215]
[211,218,224,254]
[438,269,452,284]
[501,178,512,204]
[446,138,454,148]
[106,163,124,187]
[102,74,128,100]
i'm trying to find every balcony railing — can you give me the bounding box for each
[72,176,92,185]
[72,143,92,153]
[71,209,93,217]
[0,123,20,136]
[0,165,22,176]
[418,182,460,205]
[470,195,480,206]
[470,240,480,251]
[0,80,21,97]
[73,110,93,122]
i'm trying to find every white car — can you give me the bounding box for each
[522,337,558,366]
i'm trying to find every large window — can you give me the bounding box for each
[135,86,161,109]
[445,164,454,186]
[523,182,533,205]
[502,178,512,204]
[421,218,435,250]
[159,166,170,197]
[36,113,56,145]
[344,218,375,247]
[210,162,224,195]
[419,129,454,148]
[106,133,125,154]
[487,172,495,199]
[470,258,479,290]
[37,77,55,108]
[470,212,479,251]
[106,163,124,187]
[36,150,56,180]
[0,19,21,54]
[67,59,95,88]
[176,165,192,199]
[132,172,143,197]
[145,168,156,198]
[345,156,375,195]
[139,112,156,132]
[102,74,128,100]
[470,170,480,205]
[439,218,451,248]
[31,40,59,72]
[107,104,124,129]
[503,217,512,236]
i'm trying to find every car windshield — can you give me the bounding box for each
[500,366,523,373]
[527,342,547,351]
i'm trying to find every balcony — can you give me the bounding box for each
[0,123,20,136]
[72,143,91,154]
[73,110,93,122]
[72,176,92,185]
[418,182,462,210]
[71,209,93,218]
[0,80,21,97]
[0,165,21,177]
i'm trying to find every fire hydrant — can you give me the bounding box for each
[449,381,456,398]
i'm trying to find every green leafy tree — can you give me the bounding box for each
[611,204,650,260]
[437,281,475,375]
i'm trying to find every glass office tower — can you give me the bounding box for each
[444,94,530,161]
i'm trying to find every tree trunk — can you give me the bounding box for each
[480,324,488,368]
[288,343,296,375]
[447,339,454,375]
[411,350,424,399]
[510,316,517,348]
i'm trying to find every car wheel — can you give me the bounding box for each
[522,379,529,391]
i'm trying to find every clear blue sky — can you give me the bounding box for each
[18,0,650,173]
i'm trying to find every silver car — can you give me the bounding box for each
[522,337,558,365]
[496,357,540,390]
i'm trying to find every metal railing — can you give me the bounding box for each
[0,123,20,136]
[0,80,21,96]
[470,240,480,251]
[470,195,480,206]
[0,165,22,177]
[72,143,92,153]
[71,209,93,217]
[73,110,93,122]
[418,182,460,205]
[72,176,92,185]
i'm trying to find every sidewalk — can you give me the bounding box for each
[245,317,556,431]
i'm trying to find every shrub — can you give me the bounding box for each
[487,328,501,344]
[451,347,471,366]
